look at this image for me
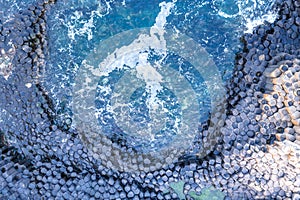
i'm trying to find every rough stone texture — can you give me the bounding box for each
[0,0,300,199]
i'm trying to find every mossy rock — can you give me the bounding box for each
[169,181,225,200]
[189,187,225,200]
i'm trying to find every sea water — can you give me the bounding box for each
[1,0,278,156]
[39,0,278,156]
[40,0,278,103]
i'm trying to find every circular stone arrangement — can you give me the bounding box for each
[72,27,226,173]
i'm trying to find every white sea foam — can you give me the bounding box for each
[244,10,278,33]
[88,1,183,137]
[66,0,278,41]
[66,0,113,41]
[216,0,278,34]
[94,1,175,112]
